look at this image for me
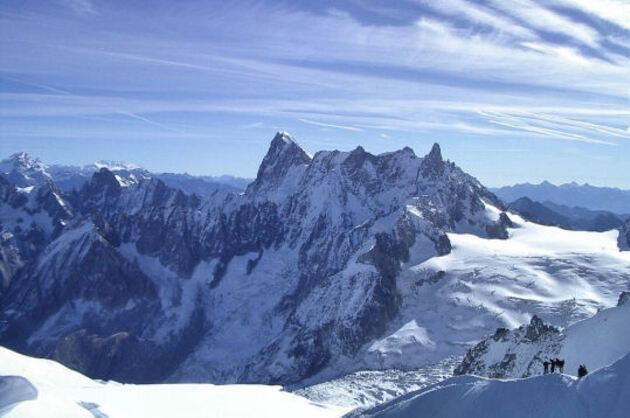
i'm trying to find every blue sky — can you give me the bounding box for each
[1,0,629,187]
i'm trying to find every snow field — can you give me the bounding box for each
[0,346,349,418]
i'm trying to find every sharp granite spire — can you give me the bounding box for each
[247,131,311,196]
[420,143,445,178]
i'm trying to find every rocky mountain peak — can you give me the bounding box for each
[0,152,52,187]
[2,152,46,171]
[247,131,311,195]
[274,131,298,146]
[91,168,122,191]
[77,168,122,209]
[420,143,445,178]
[5,152,34,164]
[428,143,442,160]
[524,315,555,341]
[266,131,309,160]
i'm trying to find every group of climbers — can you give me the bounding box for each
[543,358,565,374]
[542,358,588,377]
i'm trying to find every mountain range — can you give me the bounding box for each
[491,181,630,215]
[0,152,250,195]
[1,132,629,388]
[507,197,628,232]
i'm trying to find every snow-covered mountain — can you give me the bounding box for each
[0,153,52,188]
[1,132,629,387]
[0,153,250,194]
[352,351,630,418]
[0,153,152,191]
[48,161,152,191]
[0,346,346,418]
[491,181,630,215]
[153,172,248,194]
[454,291,630,379]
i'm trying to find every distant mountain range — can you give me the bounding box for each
[507,197,628,232]
[0,152,252,195]
[491,181,630,215]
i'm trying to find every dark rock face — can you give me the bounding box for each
[51,305,206,383]
[1,132,514,384]
[420,143,445,179]
[64,239,156,307]
[524,315,557,341]
[52,329,132,378]
[619,219,630,251]
[486,213,514,239]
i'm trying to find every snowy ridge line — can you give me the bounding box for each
[454,291,630,379]
[350,351,630,418]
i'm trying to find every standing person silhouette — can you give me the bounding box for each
[557,359,565,373]
[578,364,588,378]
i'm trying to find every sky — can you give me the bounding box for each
[0,0,629,187]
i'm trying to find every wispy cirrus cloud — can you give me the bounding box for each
[548,0,630,31]
[298,119,364,132]
[487,0,601,47]
[0,75,178,132]
[414,0,538,39]
[1,0,629,185]
[478,110,625,145]
[57,0,96,16]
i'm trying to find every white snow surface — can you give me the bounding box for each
[294,356,461,410]
[93,161,142,172]
[559,299,630,375]
[0,346,349,418]
[368,320,435,356]
[348,211,630,373]
[353,351,630,418]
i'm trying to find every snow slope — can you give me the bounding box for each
[455,292,630,379]
[343,211,630,374]
[559,295,630,375]
[0,346,348,418]
[352,351,630,418]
